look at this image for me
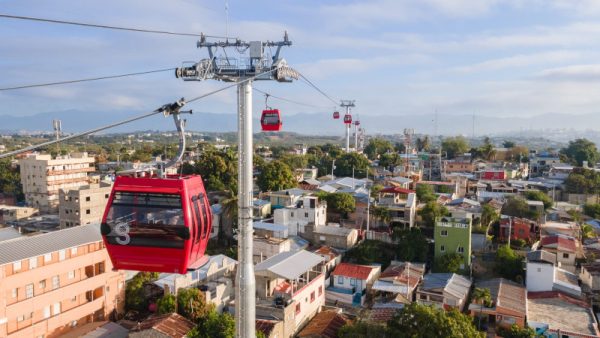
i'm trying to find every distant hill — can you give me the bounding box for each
[2,109,600,136]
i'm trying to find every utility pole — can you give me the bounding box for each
[340,100,355,153]
[176,32,297,338]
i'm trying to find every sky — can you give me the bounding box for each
[3,0,600,125]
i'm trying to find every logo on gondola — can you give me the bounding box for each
[113,222,131,245]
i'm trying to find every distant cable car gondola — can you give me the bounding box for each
[100,99,212,273]
[354,120,360,126]
[260,109,283,131]
[343,113,352,124]
[333,111,340,119]
[260,94,282,131]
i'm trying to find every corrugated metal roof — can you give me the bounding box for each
[0,227,22,242]
[255,250,324,280]
[0,223,102,265]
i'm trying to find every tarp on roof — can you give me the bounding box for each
[255,250,324,280]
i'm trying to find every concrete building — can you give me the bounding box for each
[0,205,38,223]
[19,153,95,213]
[254,236,292,264]
[59,183,113,228]
[434,217,472,270]
[416,273,472,312]
[302,224,358,250]
[274,196,327,236]
[468,278,527,330]
[526,250,581,298]
[327,263,380,306]
[254,250,326,338]
[0,224,126,337]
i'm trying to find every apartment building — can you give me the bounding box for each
[434,217,472,270]
[274,196,327,236]
[0,224,126,338]
[19,153,95,213]
[59,183,113,228]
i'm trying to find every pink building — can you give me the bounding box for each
[0,224,126,337]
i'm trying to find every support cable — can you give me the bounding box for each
[0,69,276,159]
[0,68,175,91]
[297,72,339,106]
[252,87,331,109]
[0,13,231,38]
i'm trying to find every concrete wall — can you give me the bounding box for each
[526,262,554,292]
[59,184,112,228]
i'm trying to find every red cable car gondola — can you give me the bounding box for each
[100,99,212,273]
[354,120,360,126]
[260,109,283,131]
[101,175,212,273]
[343,113,352,124]
[333,111,340,119]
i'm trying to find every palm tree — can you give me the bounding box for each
[220,190,238,246]
[472,287,492,331]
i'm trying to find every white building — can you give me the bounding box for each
[274,196,327,236]
[526,250,581,298]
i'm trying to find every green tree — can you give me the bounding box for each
[257,160,296,192]
[371,205,391,226]
[387,303,484,338]
[584,203,600,218]
[334,153,370,177]
[480,204,499,229]
[442,136,470,159]
[125,272,159,312]
[419,201,449,227]
[501,197,538,220]
[416,184,436,203]
[496,245,524,282]
[278,153,308,170]
[503,140,516,148]
[364,138,394,160]
[379,153,402,169]
[0,159,24,201]
[415,136,431,152]
[478,137,496,161]
[560,138,600,166]
[497,324,536,338]
[581,223,595,239]
[524,190,553,210]
[338,321,389,338]
[177,288,213,323]
[434,253,463,273]
[472,287,492,330]
[182,148,237,192]
[323,192,356,219]
[393,228,429,262]
[156,294,176,314]
[190,310,235,338]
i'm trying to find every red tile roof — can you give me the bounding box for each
[541,235,577,253]
[297,310,351,338]
[380,186,415,194]
[129,313,195,338]
[314,245,340,261]
[332,262,375,280]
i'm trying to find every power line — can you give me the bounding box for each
[0,69,276,159]
[0,68,176,91]
[297,72,339,106]
[253,87,332,109]
[0,13,230,38]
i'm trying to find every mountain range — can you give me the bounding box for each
[1,109,599,136]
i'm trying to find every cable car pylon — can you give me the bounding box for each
[340,99,355,153]
[175,32,297,338]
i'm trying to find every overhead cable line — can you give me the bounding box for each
[0,13,231,38]
[0,68,176,91]
[0,69,276,159]
[253,87,332,109]
[297,72,339,106]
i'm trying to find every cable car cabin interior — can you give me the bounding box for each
[333,111,340,119]
[261,109,282,131]
[101,175,211,274]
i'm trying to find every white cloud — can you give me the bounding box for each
[452,50,582,73]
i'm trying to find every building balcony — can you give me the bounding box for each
[47,167,95,176]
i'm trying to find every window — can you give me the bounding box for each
[11,288,17,298]
[305,212,309,218]
[563,253,569,259]
[13,261,21,272]
[17,315,24,322]
[350,278,356,286]
[295,303,301,315]
[71,247,77,256]
[71,296,77,302]
[440,230,448,237]
[59,250,66,261]
[440,245,445,252]
[39,280,46,289]
[318,286,323,296]
[291,212,294,217]
[310,291,315,303]
[457,246,464,253]
[105,194,109,199]
[52,275,60,289]
[68,270,75,279]
[86,196,91,202]
[53,302,61,315]
[44,253,52,263]
[337,276,344,284]
[25,284,33,298]
[29,257,37,269]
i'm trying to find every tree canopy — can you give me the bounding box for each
[177,288,213,323]
[584,203,600,219]
[256,160,296,192]
[501,197,538,220]
[524,190,553,210]
[0,160,23,201]
[364,138,394,160]
[419,201,449,227]
[560,138,600,166]
[157,294,176,314]
[334,153,370,177]
[125,272,159,312]
[182,147,237,192]
[564,168,600,194]
[188,310,235,338]
[442,136,470,159]
[319,192,356,218]
[393,228,429,262]
[416,184,437,203]
[434,253,464,273]
[496,245,524,282]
